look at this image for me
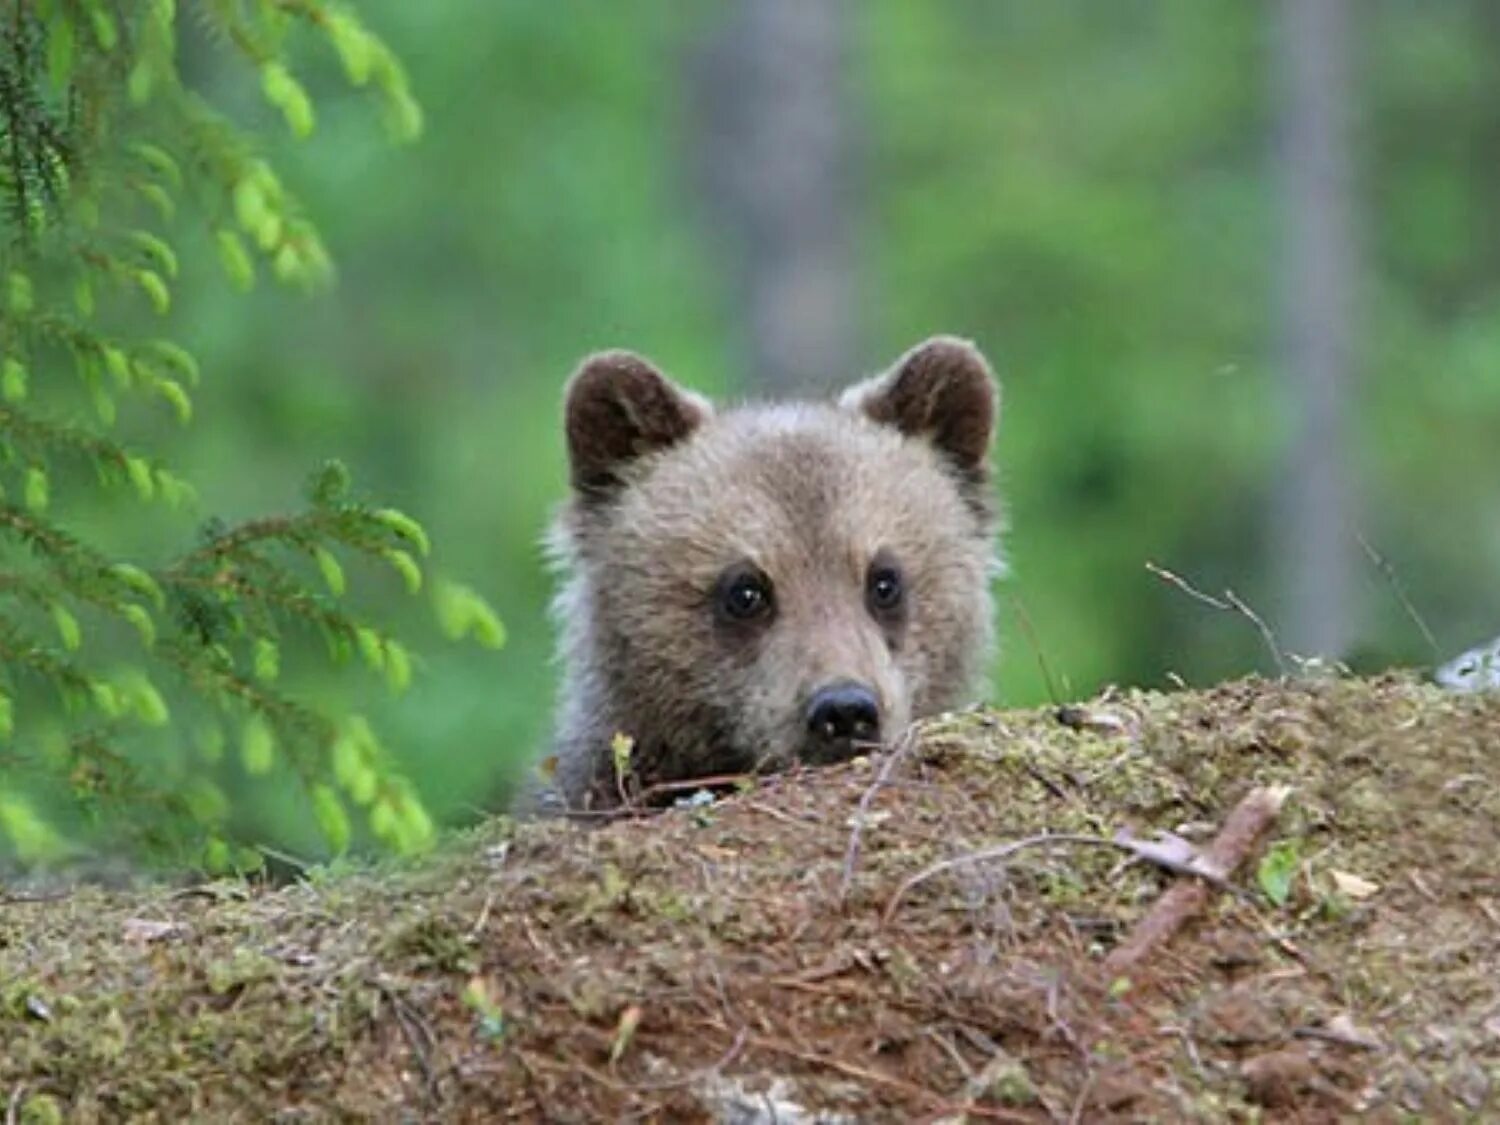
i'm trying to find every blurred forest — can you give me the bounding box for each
[10,0,1500,859]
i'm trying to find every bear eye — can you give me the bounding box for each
[716,565,774,623]
[866,560,904,615]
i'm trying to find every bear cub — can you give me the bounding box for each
[541,336,1002,810]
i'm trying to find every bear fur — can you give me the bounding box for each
[537,336,1002,811]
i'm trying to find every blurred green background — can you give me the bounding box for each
[132,1,1500,837]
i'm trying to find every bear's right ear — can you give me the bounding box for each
[563,351,712,498]
[839,335,998,476]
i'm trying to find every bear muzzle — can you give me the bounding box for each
[802,680,882,762]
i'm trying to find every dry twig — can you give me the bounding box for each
[0,891,67,907]
[1103,786,1289,978]
[376,980,441,1107]
[840,729,917,902]
[1293,1019,1381,1051]
[1356,533,1439,657]
[883,833,1124,925]
[1146,562,1288,674]
[1010,595,1065,704]
[1067,1070,1097,1125]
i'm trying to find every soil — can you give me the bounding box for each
[2,672,1497,1122]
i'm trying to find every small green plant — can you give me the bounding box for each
[1256,838,1302,907]
[461,975,506,1043]
[0,2,500,870]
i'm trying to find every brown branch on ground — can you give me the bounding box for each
[560,772,765,822]
[1103,785,1289,979]
[636,771,764,803]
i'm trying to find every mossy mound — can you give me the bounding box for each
[3,673,1497,1121]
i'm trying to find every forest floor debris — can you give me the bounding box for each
[3,673,1498,1121]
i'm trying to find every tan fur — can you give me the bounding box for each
[535,337,1003,811]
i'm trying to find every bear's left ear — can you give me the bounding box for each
[839,336,998,474]
[563,350,712,499]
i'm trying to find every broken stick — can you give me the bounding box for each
[1104,785,1289,978]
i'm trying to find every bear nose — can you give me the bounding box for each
[806,682,881,749]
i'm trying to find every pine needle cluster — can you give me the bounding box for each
[0,0,502,873]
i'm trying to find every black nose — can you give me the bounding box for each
[806,682,881,753]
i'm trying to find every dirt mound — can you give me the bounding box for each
[3,674,1497,1121]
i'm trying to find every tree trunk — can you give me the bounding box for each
[1274,0,1360,659]
[689,0,856,395]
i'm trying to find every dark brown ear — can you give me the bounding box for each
[840,336,998,474]
[563,351,712,497]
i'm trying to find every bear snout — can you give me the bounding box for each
[803,681,882,762]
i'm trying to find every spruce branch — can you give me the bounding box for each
[0,1,486,871]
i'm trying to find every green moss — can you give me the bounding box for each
[1,674,1496,1120]
[18,1094,63,1125]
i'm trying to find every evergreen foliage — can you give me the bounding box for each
[0,0,501,872]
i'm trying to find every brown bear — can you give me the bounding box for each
[537,336,1001,811]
